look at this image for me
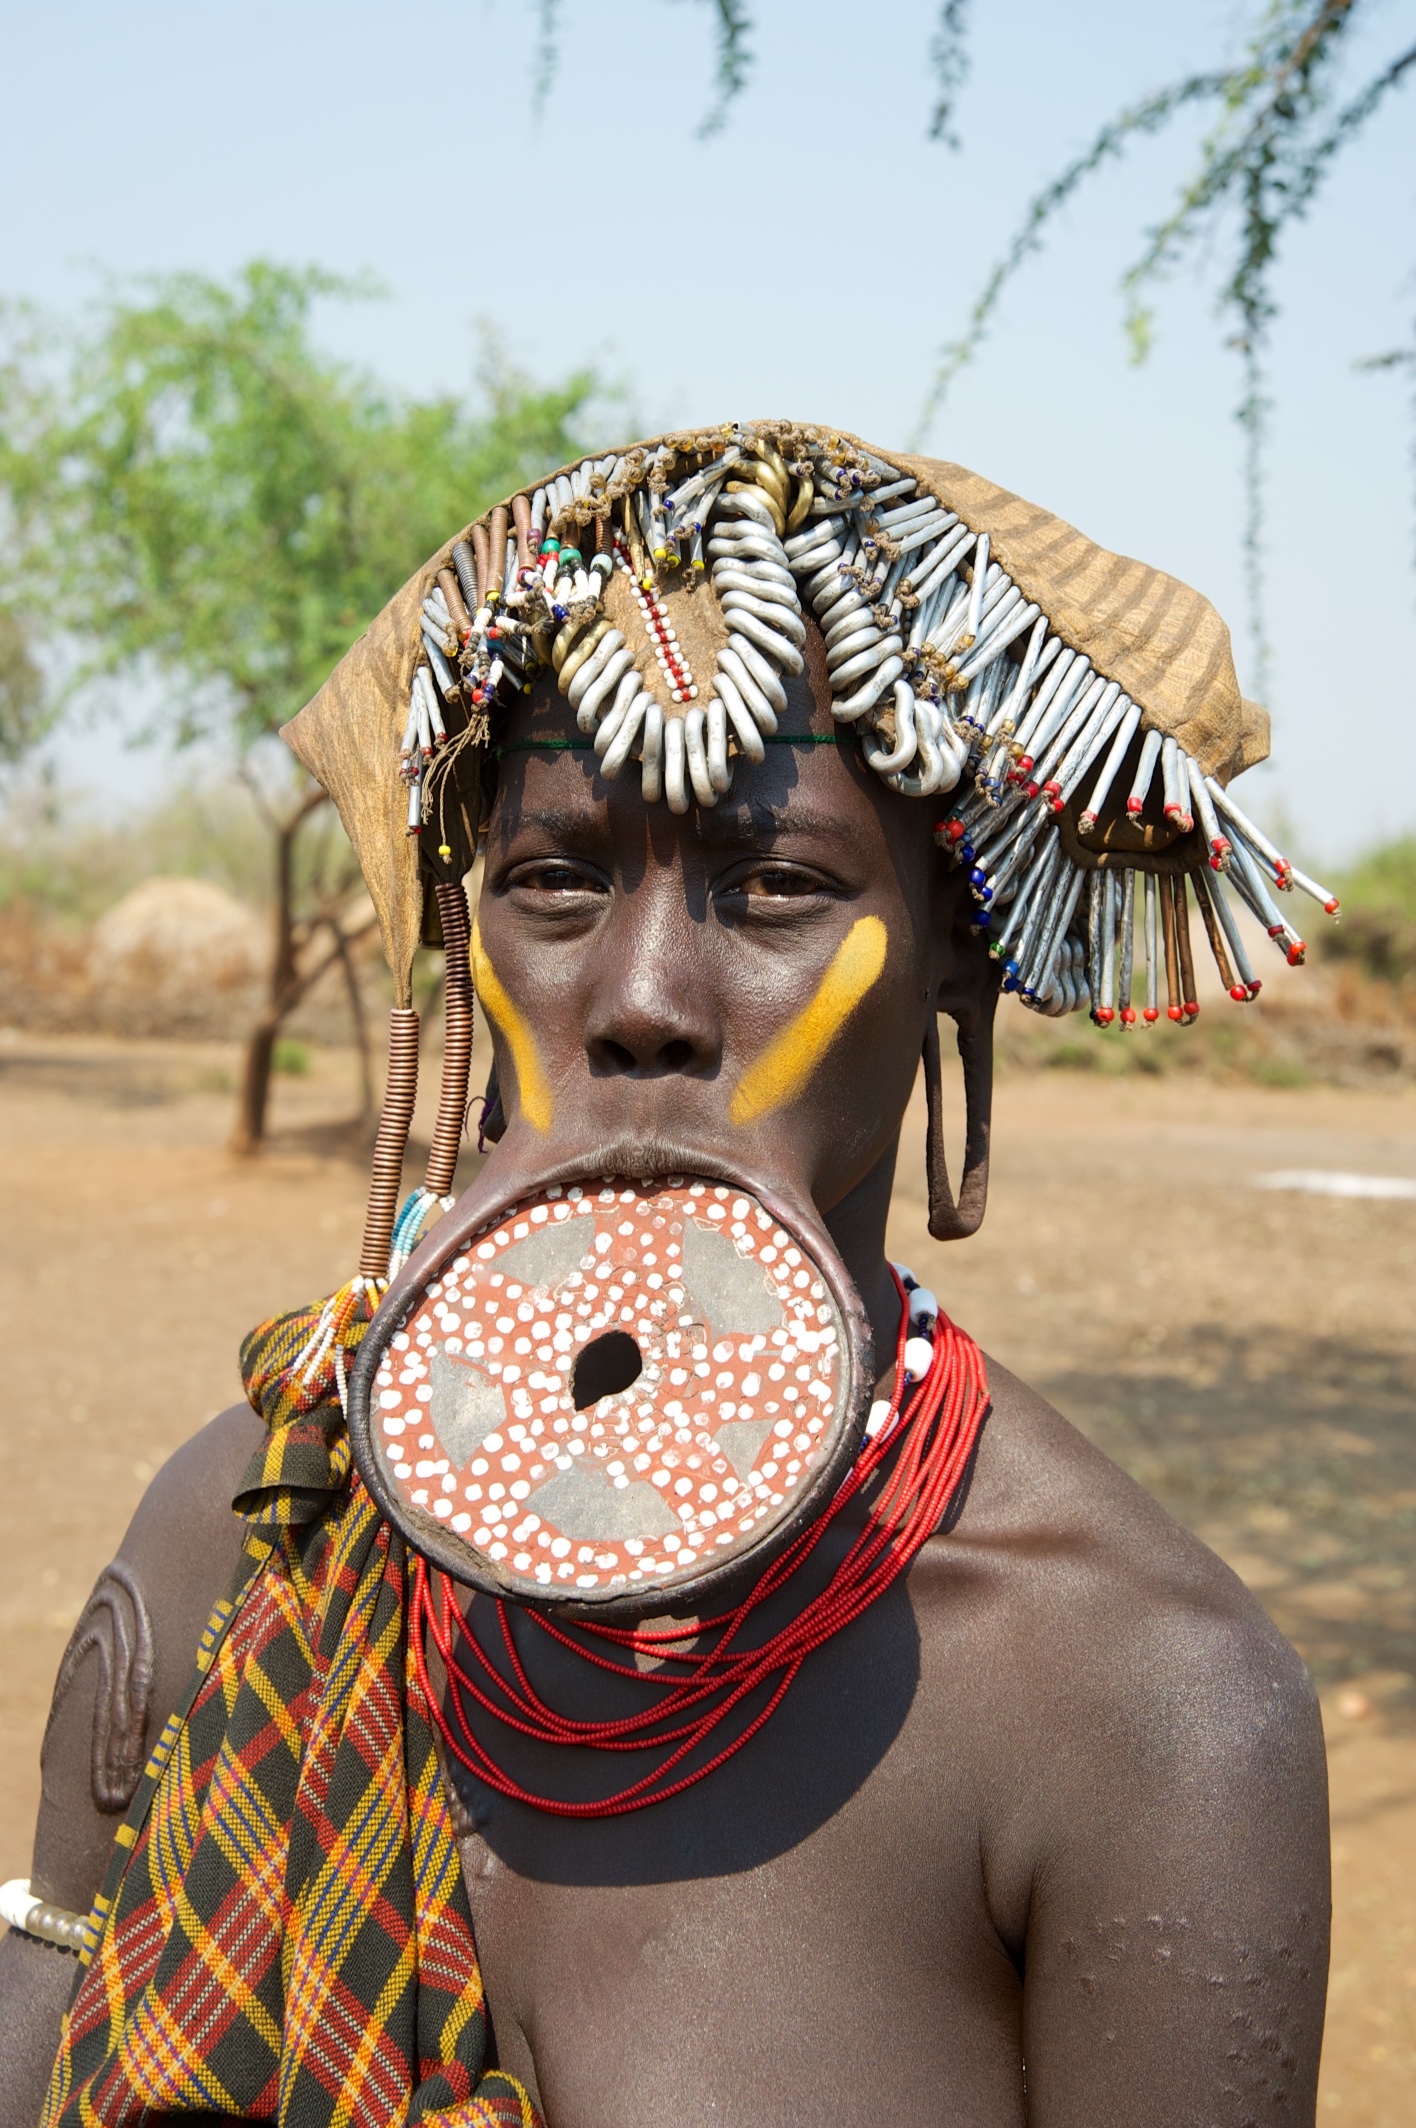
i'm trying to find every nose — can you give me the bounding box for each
[582,903,721,1080]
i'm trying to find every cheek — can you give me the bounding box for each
[472,919,555,1133]
[475,892,592,1035]
[730,916,890,1124]
[818,921,929,1102]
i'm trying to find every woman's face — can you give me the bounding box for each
[474,629,980,1218]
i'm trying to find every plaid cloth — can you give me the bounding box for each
[42,1289,540,2128]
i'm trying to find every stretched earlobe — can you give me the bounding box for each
[924,965,1001,1241]
[477,1058,506,1149]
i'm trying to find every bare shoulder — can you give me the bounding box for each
[30,1401,264,1913]
[936,1350,1313,1675]
[910,1351,1325,1848]
[0,1403,265,2128]
[908,1368,1331,2112]
[115,1399,267,1596]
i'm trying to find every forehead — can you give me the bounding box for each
[488,741,911,868]
[486,637,934,876]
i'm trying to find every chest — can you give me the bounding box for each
[445,1586,1026,2128]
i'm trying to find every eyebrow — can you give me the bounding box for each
[691,806,845,849]
[500,807,607,844]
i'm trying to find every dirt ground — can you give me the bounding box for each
[1,1027,1412,2120]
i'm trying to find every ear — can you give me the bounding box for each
[931,855,997,1030]
[925,867,1003,1240]
[478,1058,507,1148]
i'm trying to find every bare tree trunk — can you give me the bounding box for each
[230,787,328,1158]
[232,1009,283,1157]
[335,929,375,1133]
[418,971,446,1060]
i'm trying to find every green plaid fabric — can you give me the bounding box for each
[42,1290,540,2128]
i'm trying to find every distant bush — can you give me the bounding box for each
[1322,836,1416,985]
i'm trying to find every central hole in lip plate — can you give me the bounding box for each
[571,1329,644,1411]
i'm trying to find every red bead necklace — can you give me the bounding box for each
[413,1274,989,1816]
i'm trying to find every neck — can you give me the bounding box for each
[822,1139,905,1394]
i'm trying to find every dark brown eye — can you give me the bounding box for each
[516,862,603,894]
[743,868,821,898]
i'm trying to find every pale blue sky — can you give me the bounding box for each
[3,0,1413,863]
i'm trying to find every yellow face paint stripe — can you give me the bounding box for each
[471,919,553,1134]
[730,915,888,1126]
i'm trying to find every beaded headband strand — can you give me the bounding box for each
[400,423,1337,1025]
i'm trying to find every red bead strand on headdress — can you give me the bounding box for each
[412,1274,989,1816]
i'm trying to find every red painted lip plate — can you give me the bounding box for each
[350,1170,870,1616]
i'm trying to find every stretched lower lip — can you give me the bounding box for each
[350,1158,873,1617]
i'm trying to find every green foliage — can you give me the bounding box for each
[0,263,606,753]
[1250,1054,1312,1087]
[1324,833,1416,980]
[926,1,972,148]
[0,610,46,762]
[273,1038,310,1075]
[1336,834,1416,920]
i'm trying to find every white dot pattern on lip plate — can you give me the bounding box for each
[373,1178,846,1596]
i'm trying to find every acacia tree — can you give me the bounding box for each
[0,263,602,1151]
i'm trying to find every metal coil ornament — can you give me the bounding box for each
[358,1006,421,1281]
[424,882,474,1202]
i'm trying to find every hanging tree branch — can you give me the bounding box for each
[534,0,752,136]
[927,0,972,148]
[916,0,1415,685]
[520,0,1412,673]
[690,0,754,137]
[910,70,1234,446]
[531,0,563,117]
[1357,313,1416,582]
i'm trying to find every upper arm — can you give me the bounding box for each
[29,1400,264,1914]
[0,1402,262,2128]
[1019,1598,1330,2126]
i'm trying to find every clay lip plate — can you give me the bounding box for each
[350,1172,870,1615]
